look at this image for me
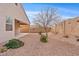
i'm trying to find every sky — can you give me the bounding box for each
[22,3,79,24]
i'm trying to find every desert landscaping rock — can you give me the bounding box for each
[0,33,79,56]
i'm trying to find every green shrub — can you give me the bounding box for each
[40,34,48,43]
[4,39,24,49]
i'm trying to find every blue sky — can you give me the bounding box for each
[22,3,79,24]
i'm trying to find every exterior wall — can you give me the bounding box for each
[71,19,79,35]
[51,18,79,36]
[51,22,64,34]
[0,3,29,43]
[20,25,30,33]
[0,16,14,43]
[0,3,29,24]
[15,20,20,36]
[63,19,79,35]
[30,27,51,33]
[56,23,64,34]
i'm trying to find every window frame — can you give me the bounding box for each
[6,16,13,31]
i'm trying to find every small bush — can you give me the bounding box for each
[77,39,79,41]
[63,35,69,38]
[4,39,24,49]
[40,35,48,43]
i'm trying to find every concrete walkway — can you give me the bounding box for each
[0,33,79,56]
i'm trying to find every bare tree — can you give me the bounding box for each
[33,8,61,41]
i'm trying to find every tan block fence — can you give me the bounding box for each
[51,18,79,36]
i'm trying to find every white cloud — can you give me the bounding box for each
[25,11,40,24]
[26,11,39,14]
[57,7,78,20]
[26,11,39,17]
[57,7,79,20]
[62,15,74,19]
[26,11,39,19]
[58,7,79,14]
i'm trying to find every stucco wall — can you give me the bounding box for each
[0,16,14,43]
[20,25,30,33]
[0,3,29,43]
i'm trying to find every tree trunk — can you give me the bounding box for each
[55,24,57,34]
[45,27,48,41]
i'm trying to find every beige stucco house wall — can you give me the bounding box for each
[0,3,30,43]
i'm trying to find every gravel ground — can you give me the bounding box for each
[0,33,79,56]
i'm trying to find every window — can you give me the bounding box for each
[6,16,13,31]
[6,24,12,31]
